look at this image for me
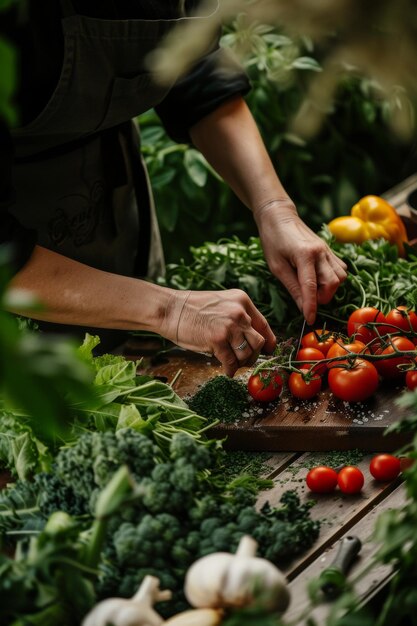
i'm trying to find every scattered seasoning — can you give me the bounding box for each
[285,449,365,477]
[187,375,250,423]
[221,450,274,482]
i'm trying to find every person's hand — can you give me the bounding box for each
[161,288,277,377]
[254,201,348,325]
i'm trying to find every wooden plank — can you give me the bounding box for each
[130,347,412,452]
[285,484,406,623]
[256,454,403,579]
[262,452,300,479]
[383,172,417,215]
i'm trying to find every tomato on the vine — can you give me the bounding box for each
[385,306,417,336]
[374,336,415,379]
[347,307,388,344]
[369,454,401,482]
[328,358,379,402]
[326,340,369,368]
[406,368,417,390]
[288,368,322,400]
[247,370,283,403]
[337,466,364,494]
[301,329,335,356]
[295,347,326,376]
[306,466,338,493]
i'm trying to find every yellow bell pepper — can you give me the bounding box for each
[328,195,408,256]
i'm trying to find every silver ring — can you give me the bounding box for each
[235,339,248,351]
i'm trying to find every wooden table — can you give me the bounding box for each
[249,451,405,623]
[123,343,413,452]
[117,341,409,623]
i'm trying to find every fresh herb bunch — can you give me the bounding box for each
[161,232,417,332]
[187,375,250,423]
[160,237,300,327]
[320,226,417,321]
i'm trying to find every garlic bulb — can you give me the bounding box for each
[82,575,172,626]
[184,535,290,613]
[164,608,223,626]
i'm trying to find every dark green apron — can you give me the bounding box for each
[9,0,218,351]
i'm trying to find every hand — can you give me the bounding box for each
[255,201,347,325]
[161,288,277,377]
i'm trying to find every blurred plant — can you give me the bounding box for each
[0,246,94,444]
[141,16,417,260]
[150,0,417,140]
[0,0,26,126]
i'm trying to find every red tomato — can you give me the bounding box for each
[306,466,339,493]
[328,358,379,402]
[337,466,364,494]
[247,370,283,403]
[295,347,326,376]
[301,329,335,356]
[288,368,322,400]
[406,368,417,390]
[347,307,388,344]
[374,336,415,379]
[326,340,370,368]
[369,454,401,482]
[385,306,417,336]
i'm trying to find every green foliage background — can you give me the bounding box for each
[139,19,417,263]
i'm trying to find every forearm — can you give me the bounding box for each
[8,245,177,332]
[189,96,296,217]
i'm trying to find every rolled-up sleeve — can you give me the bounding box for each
[154,46,251,143]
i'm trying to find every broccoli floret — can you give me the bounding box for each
[188,495,219,521]
[113,513,182,568]
[169,433,213,470]
[35,472,87,517]
[171,459,197,492]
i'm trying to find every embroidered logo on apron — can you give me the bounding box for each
[48,180,105,247]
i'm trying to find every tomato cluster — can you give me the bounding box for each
[306,454,402,495]
[246,305,417,406]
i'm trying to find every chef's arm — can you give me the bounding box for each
[8,245,175,332]
[189,96,347,325]
[7,245,276,375]
[189,95,293,215]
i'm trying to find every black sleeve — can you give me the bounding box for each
[0,120,37,272]
[154,45,251,144]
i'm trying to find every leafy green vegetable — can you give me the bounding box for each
[160,237,299,327]
[161,231,417,333]
[319,227,417,320]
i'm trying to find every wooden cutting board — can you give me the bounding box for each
[125,339,413,452]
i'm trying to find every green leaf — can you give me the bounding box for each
[77,334,101,363]
[184,149,209,187]
[116,403,144,431]
[0,37,17,126]
[290,56,322,72]
[94,360,137,389]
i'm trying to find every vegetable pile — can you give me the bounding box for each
[0,335,320,625]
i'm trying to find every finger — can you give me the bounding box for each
[296,257,318,326]
[231,335,253,363]
[332,253,348,272]
[243,297,277,354]
[231,329,265,365]
[214,346,240,378]
[315,254,344,305]
[328,252,348,280]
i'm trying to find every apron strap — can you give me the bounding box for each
[60,0,77,17]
